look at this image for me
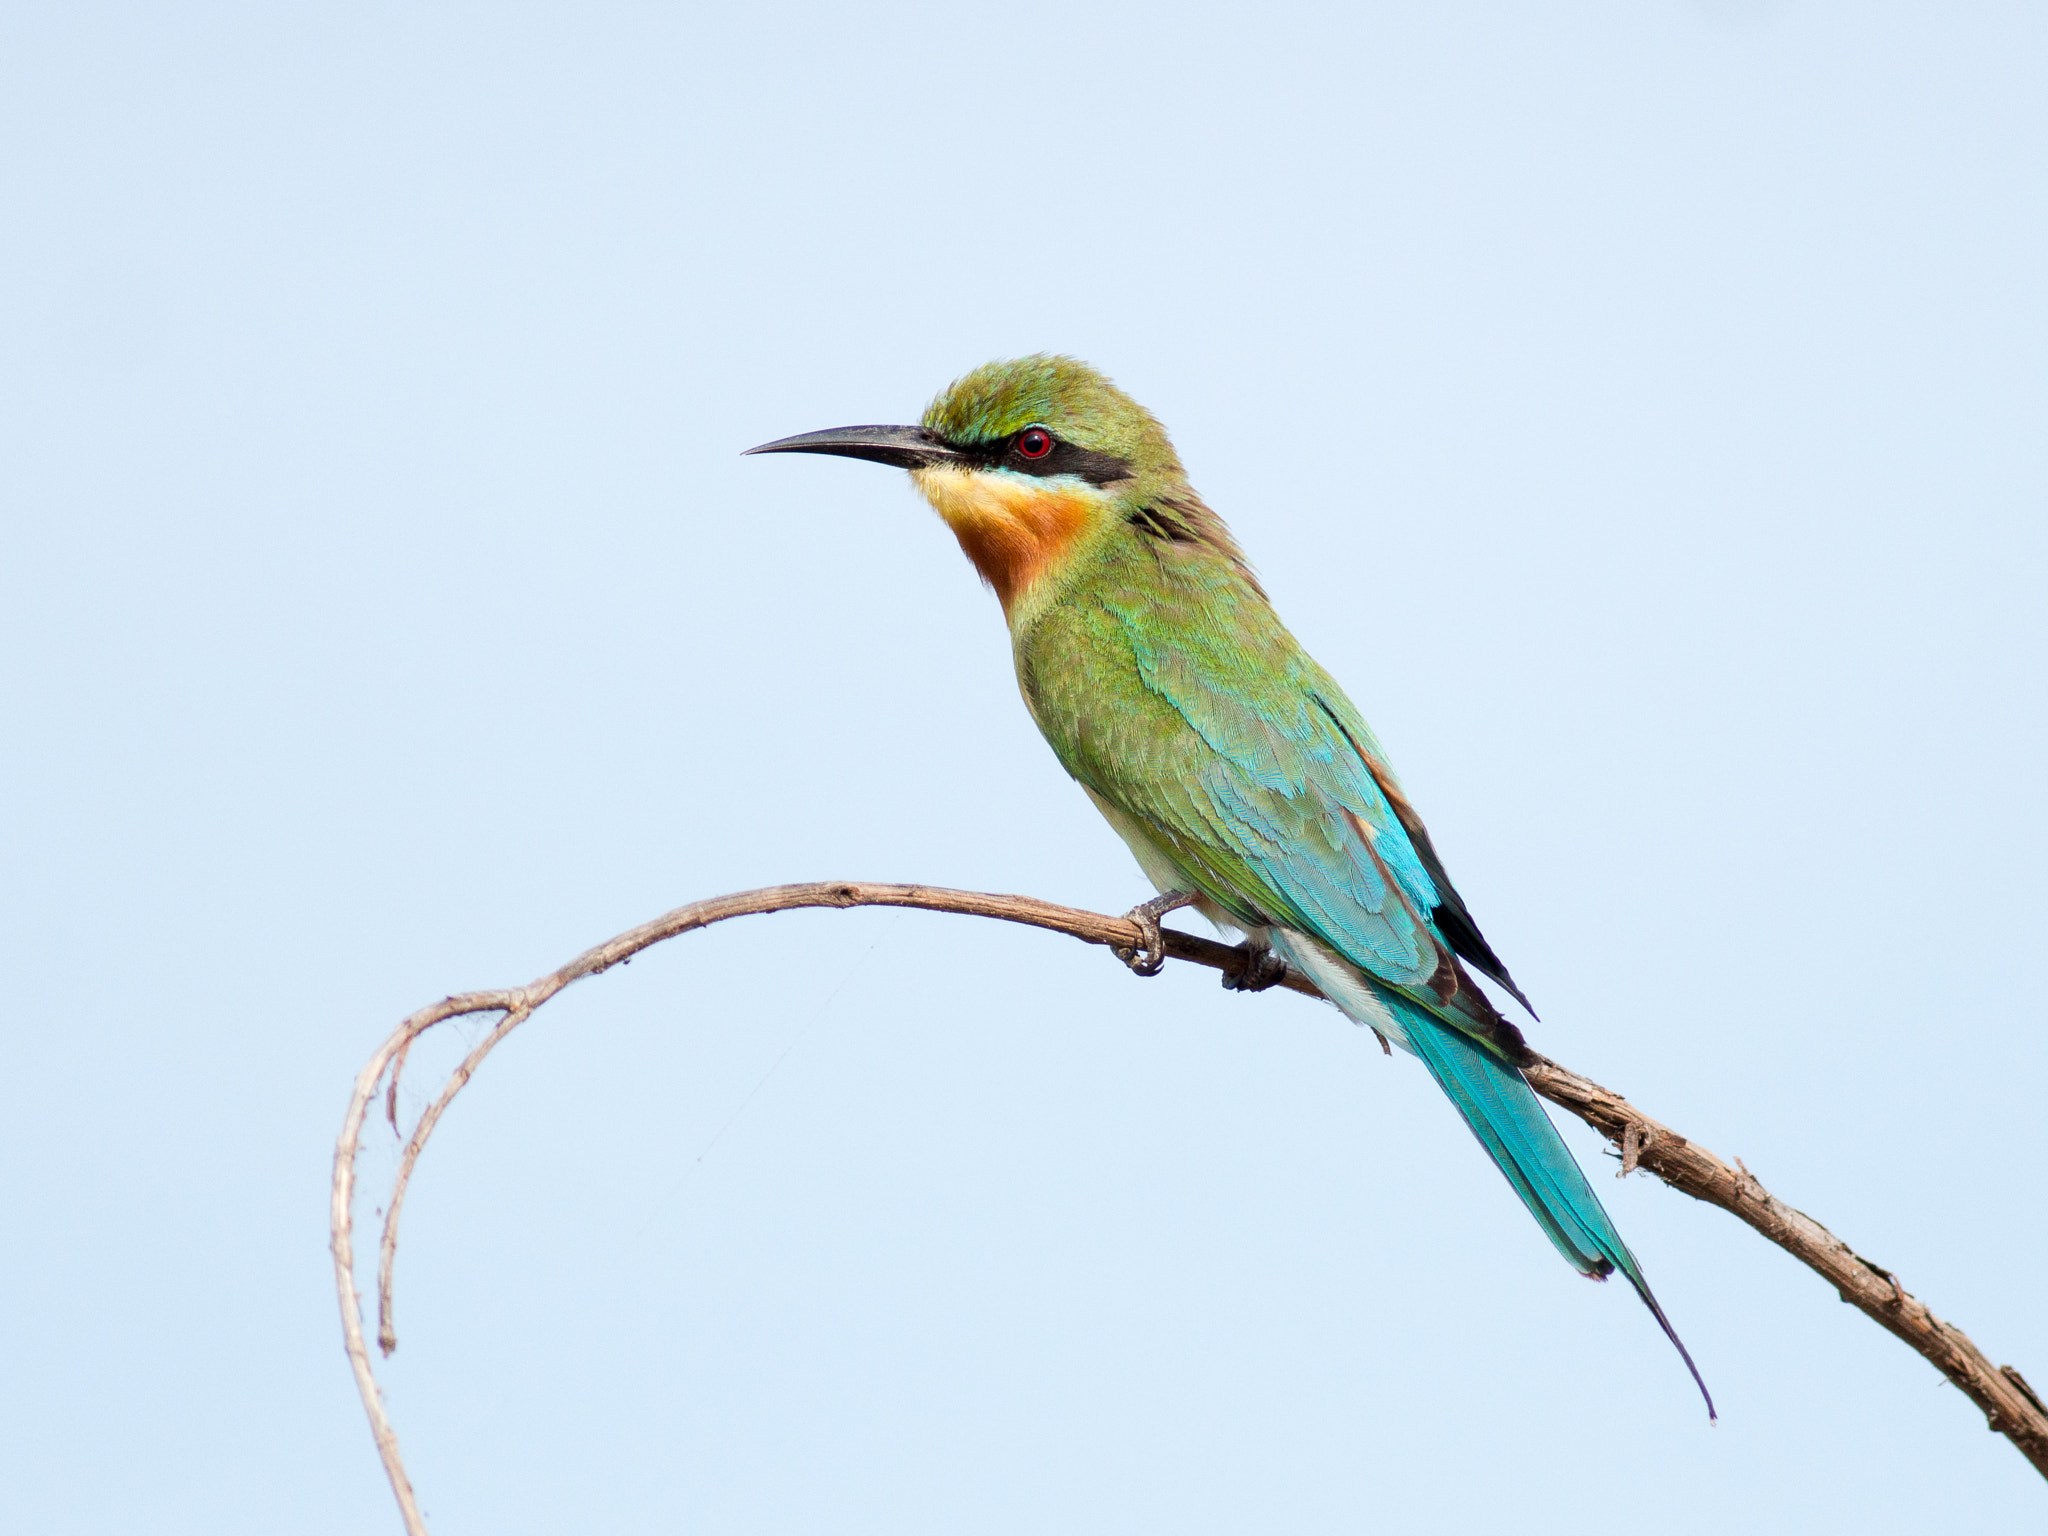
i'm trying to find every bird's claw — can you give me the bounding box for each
[1221,941,1288,993]
[1113,889,1197,977]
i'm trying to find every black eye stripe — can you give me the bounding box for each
[947,431,1133,486]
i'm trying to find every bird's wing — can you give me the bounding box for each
[1305,679,1535,1014]
[1068,588,1526,1044]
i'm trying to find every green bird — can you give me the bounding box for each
[748,354,1712,1414]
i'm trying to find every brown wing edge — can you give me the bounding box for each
[1313,695,1540,1021]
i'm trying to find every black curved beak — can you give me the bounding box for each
[743,424,962,471]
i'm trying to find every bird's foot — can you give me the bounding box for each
[1221,939,1288,993]
[1113,889,1198,977]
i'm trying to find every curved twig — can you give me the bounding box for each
[332,880,2048,1534]
[377,1005,532,1356]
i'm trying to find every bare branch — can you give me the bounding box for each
[1521,1053,2048,1473]
[378,1005,531,1357]
[332,880,2048,1533]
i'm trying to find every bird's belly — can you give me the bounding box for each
[1081,786,1245,939]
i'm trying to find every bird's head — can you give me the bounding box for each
[747,355,1244,616]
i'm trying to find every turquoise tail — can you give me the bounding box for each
[1397,1000,1716,1418]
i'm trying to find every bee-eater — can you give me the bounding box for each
[748,354,1712,1414]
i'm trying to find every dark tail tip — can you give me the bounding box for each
[1627,1277,1717,1421]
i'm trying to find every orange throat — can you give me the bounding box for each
[911,465,1099,614]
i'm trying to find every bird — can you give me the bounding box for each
[746,354,1712,1415]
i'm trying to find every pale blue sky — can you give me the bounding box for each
[3,3,2044,1531]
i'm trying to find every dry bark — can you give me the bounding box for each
[332,880,2048,1534]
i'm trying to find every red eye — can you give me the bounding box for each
[1015,428,1053,459]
